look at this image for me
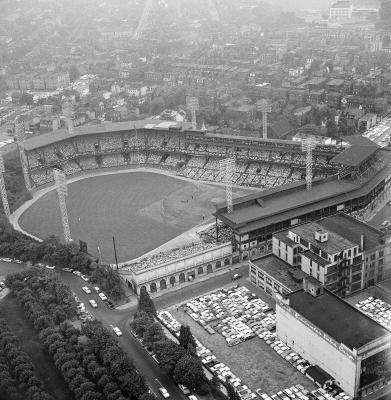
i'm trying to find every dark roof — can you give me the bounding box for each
[21,119,194,151]
[318,214,383,251]
[252,255,307,291]
[305,365,333,385]
[288,289,389,349]
[291,222,356,254]
[331,136,379,167]
[215,151,391,234]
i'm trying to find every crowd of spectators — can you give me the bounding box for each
[26,130,338,189]
[125,241,220,272]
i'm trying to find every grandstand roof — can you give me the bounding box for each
[330,135,379,167]
[215,150,391,234]
[21,119,194,151]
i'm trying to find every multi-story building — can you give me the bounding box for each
[272,214,388,297]
[249,214,388,298]
[276,278,391,399]
[329,1,353,20]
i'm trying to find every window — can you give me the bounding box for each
[371,254,376,261]
[379,259,384,266]
[274,283,280,291]
[258,271,264,279]
[250,266,256,275]
[379,250,384,258]
[347,249,351,258]
[266,277,272,285]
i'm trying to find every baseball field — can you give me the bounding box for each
[18,171,251,263]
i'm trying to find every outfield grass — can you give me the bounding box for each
[19,171,250,263]
[169,306,315,395]
[0,295,74,400]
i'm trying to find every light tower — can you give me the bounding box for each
[0,152,10,217]
[220,156,236,214]
[53,169,72,243]
[186,96,199,130]
[133,0,154,40]
[302,138,316,191]
[257,99,271,139]
[62,100,74,134]
[15,122,32,191]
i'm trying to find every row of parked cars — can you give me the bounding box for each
[157,310,258,400]
[355,296,391,331]
[258,384,352,400]
[0,257,23,264]
[185,286,275,346]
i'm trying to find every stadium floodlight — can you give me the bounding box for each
[220,156,236,214]
[14,121,32,191]
[186,96,199,130]
[257,99,271,139]
[133,0,154,40]
[0,152,10,217]
[302,138,317,191]
[53,169,72,243]
[62,100,74,135]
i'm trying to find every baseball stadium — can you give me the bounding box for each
[10,119,391,295]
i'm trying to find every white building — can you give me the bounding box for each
[329,1,353,19]
[276,278,391,398]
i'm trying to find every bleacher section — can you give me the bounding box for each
[24,126,340,190]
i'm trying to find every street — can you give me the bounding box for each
[57,263,250,399]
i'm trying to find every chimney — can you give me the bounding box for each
[360,235,365,252]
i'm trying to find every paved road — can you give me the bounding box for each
[57,264,249,400]
[1,261,250,399]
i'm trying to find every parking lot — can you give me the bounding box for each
[167,285,315,395]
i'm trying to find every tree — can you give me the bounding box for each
[153,340,186,376]
[173,355,206,390]
[178,326,196,354]
[130,312,153,337]
[226,381,241,400]
[142,322,164,348]
[137,289,156,316]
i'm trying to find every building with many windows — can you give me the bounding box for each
[249,214,388,298]
[329,1,353,19]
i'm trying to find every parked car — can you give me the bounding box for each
[89,299,98,308]
[98,292,108,301]
[81,274,89,282]
[158,387,170,399]
[63,267,73,272]
[106,300,114,309]
[82,286,91,294]
[112,326,122,336]
[45,265,55,270]
[178,384,190,395]
[93,286,100,293]
[73,270,82,276]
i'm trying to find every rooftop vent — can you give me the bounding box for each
[315,228,328,243]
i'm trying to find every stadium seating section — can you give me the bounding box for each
[27,129,339,189]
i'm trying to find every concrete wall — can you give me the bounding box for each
[276,302,358,397]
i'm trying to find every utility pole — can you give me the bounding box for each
[112,235,119,270]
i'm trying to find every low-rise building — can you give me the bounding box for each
[276,278,391,398]
[329,1,353,20]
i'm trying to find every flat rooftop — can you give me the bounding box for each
[291,222,357,254]
[318,214,383,251]
[288,289,389,349]
[252,255,307,291]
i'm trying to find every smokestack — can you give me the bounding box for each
[360,235,365,252]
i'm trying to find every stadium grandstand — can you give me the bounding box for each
[19,119,342,190]
[214,135,391,260]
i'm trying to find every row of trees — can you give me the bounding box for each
[6,269,153,400]
[90,266,125,301]
[131,291,209,393]
[0,215,93,272]
[0,319,54,400]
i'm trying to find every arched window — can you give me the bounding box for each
[198,266,204,275]
[224,258,230,266]
[207,264,213,274]
[216,260,222,269]
[150,282,157,293]
[170,276,176,286]
[179,273,185,283]
[160,279,167,290]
